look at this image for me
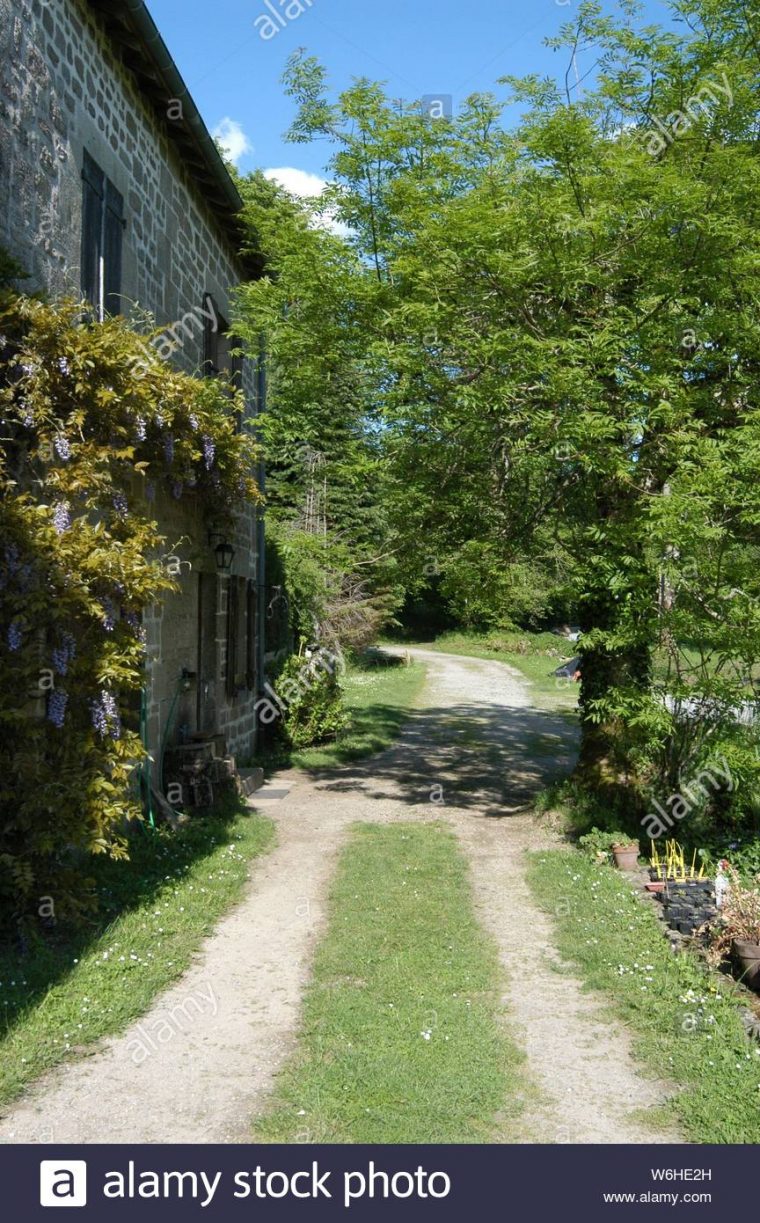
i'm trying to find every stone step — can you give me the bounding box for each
[237,766,265,797]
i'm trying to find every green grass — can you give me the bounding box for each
[267,654,427,771]
[527,848,760,1143]
[0,802,274,1111]
[402,629,579,710]
[255,822,528,1143]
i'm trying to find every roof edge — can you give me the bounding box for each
[86,0,260,275]
[119,0,243,214]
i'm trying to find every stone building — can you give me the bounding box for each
[0,0,268,802]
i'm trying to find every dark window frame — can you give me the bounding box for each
[246,578,257,691]
[225,575,249,700]
[203,294,247,432]
[81,151,124,320]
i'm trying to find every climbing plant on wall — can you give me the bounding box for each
[0,293,260,923]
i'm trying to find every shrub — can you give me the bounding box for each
[578,826,638,862]
[277,652,348,749]
[0,294,260,923]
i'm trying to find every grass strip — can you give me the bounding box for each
[527,849,760,1143]
[255,822,526,1143]
[0,803,274,1111]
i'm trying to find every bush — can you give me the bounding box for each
[0,294,260,923]
[278,652,348,749]
[578,826,638,861]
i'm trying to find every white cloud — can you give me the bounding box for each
[263,167,329,198]
[212,118,253,166]
[263,167,351,238]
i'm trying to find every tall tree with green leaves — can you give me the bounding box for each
[272,0,760,821]
[234,170,401,651]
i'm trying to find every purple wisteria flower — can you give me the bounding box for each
[100,596,117,632]
[57,357,70,376]
[20,403,34,428]
[112,490,128,518]
[134,416,147,442]
[189,413,200,431]
[90,698,108,736]
[53,502,71,534]
[51,632,76,676]
[47,688,68,728]
[155,410,166,428]
[20,362,35,377]
[7,621,23,652]
[54,434,72,461]
[90,690,121,739]
[201,435,215,471]
[171,480,183,500]
[163,434,174,464]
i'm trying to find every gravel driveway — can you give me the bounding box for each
[0,648,680,1144]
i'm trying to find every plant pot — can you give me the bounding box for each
[613,844,640,871]
[732,940,760,992]
[645,881,665,893]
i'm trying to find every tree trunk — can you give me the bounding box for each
[574,589,652,820]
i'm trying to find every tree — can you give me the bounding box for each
[234,170,402,652]
[275,0,760,819]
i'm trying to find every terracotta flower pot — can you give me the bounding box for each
[645,881,665,893]
[612,844,640,871]
[733,939,760,992]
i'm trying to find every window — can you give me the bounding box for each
[81,151,124,320]
[246,579,257,691]
[203,293,227,376]
[203,294,246,430]
[225,576,248,699]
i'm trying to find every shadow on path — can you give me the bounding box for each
[308,697,579,820]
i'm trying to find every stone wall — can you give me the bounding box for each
[0,0,264,764]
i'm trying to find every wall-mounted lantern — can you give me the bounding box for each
[208,530,235,573]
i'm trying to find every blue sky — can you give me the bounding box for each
[149,0,672,195]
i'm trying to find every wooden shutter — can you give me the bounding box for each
[81,151,104,314]
[103,179,124,315]
[203,294,219,375]
[81,152,123,319]
[246,579,257,691]
[225,576,238,700]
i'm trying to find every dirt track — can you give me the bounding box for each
[0,648,680,1144]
